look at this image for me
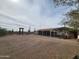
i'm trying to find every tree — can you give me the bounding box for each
[61,10,79,38]
[0,27,8,36]
[66,10,79,29]
[53,0,79,39]
[53,0,79,8]
[62,10,79,28]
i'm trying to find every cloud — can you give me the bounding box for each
[0,0,71,31]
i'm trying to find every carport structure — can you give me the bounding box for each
[19,28,24,34]
[37,28,57,37]
[37,27,75,39]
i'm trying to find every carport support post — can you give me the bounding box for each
[53,30,56,37]
[42,31,44,36]
[46,31,47,36]
[22,28,24,34]
[50,30,52,37]
[41,31,43,36]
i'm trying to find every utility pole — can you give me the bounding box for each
[34,28,36,32]
[28,26,31,33]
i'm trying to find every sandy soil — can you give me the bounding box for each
[0,34,79,59]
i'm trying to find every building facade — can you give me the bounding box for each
[37,27,75,39]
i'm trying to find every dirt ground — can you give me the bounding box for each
[0,34,79,59]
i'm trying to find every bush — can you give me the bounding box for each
[0,27,8,36]
[73,55,79,59]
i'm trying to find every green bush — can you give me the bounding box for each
[0,27,8,36]
[73,55,79,59]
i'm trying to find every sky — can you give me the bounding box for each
[0,0,72,31]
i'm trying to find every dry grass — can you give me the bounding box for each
[0,34,79,59]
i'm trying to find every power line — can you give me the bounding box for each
[0,21,29,27]
[0,13,35,27]
[0,23,18,28]
[0,21,33,31]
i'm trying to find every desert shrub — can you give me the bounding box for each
[0,27,8,36]
[73,55,79,59]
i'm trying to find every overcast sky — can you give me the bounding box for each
[0,0,72,31]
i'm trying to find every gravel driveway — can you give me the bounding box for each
[0,34,79,59]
